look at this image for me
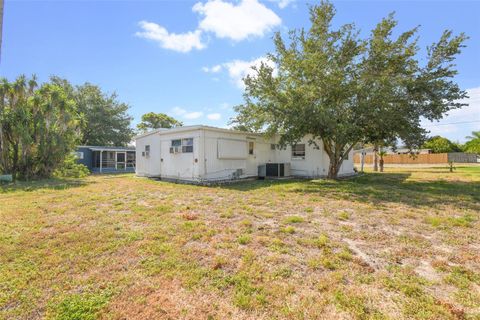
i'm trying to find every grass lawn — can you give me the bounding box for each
[1,166,479,319]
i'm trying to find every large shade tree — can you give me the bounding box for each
[137,112,183,133]
[232,2,468,179]
[51,77,134,146]
[76,84,134,146]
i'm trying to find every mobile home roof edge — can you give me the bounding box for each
[134,125,265,140]
[77,145,136,151]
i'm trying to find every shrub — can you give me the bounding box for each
[54,155,90,178]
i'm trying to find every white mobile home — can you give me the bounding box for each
[135,125,354,182]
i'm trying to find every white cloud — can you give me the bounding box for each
[172,106,187,116]
[268,0,296,9]
[443,87,480,122]
[135,21,205,53]
[184,111,204,119]
[171,107,203,120]
[202,64,222,73]
[422,86,480,142]
[222,56,277,89]
[193,0,281,41]
[207,113,222,120]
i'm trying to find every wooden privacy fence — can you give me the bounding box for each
[354,153,466,165]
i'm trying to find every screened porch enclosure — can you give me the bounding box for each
[91,150,136,172]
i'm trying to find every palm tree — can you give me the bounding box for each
[466,131,480,140]
[378,149,387,172]
[464,131,480,154]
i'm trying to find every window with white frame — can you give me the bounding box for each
[182,138,193,153]
[292,144,305,159]
[144,145,150,157]
[170,138,193,153]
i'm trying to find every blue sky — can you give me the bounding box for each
[2,0,479,142]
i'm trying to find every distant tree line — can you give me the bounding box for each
[422,134,480,154]
[136,112,182,133]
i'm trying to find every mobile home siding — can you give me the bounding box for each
[136,129,202,179]
[202,129,274,179]
[135,134,162,176]
[135,126,355,182]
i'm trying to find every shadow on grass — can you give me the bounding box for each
[223,172,480,210]
[0,177,91,194]
[223,178,303,191]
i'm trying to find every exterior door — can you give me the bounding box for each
[246,139,257,176]
[116,152,126,170]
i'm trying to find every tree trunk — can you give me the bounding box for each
[373,144,379,172]
[379,158,384,172]
[322,138,355,180]
[360,151,365,173]
[12,143,18,181]
[0,126,4,173]
[327,159,342,179]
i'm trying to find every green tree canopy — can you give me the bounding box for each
[464,131,480,154]
[136,112,183,133]
[0,75,81,180]
[75,84,133,146]
[51,77,134,146]
[232,1,468,179]
[423,136,462,153]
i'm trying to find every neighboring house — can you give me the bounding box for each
[75,146,136,173]
[135,125,354,182]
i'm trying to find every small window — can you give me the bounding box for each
[182,138,193,153]
[74,151,84,159]
[170,138,193,153]
[248,141,254,155]
[144,145,150,157]
[182,138,193,146]
[292,144,305,159]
